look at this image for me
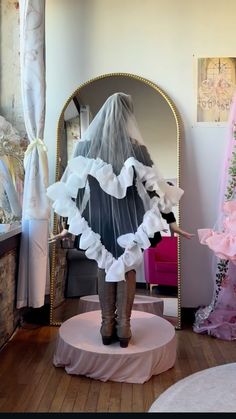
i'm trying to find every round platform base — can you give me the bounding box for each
[148,363,236,412]
[78,294,164,317]
[53,310,176,383]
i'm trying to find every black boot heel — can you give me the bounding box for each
[102,336,113,345]
[119,337,130,348]
[102,330,118,345]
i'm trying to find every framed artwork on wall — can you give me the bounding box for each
[65,115,81,161]
[196,57,236,123]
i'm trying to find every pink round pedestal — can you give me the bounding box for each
[149,363,236,412]
[78,294,164,317]
[53,310,176,383]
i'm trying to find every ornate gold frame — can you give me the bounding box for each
[0,138,25,167]
[0,137,25,224]
[50,72,183,329]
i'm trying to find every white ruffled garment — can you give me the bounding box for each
[47,156,183,282]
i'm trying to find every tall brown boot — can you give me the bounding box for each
[116,270,136,348]
[98,268,117,345]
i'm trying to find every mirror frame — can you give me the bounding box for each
[49,72,183,329]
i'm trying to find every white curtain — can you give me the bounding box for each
[17,0,50,308]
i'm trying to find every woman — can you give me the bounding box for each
[47,92,193,347]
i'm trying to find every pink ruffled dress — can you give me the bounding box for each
[198,200,236,264]
[196,200,236,340]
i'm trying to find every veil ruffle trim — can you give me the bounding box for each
[47,156,183,282]
[53,156,183,210]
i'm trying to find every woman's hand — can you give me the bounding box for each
[48,228,69,243]
[169,222,195,239]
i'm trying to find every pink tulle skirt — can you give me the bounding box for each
[198,200,236,264]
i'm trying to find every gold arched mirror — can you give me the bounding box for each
[50,73,182,329]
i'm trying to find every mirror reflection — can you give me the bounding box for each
[50,74,180,328]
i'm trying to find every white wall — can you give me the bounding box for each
[45,0,236,307]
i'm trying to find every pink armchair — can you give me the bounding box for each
[144,236,178,293]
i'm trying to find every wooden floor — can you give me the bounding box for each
[0,320,236,413]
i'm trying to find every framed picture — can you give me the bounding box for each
[65,115,81,161]
[196,57,236,123]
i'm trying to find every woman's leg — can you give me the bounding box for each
[97,268,117,345]
[116,269,136,348]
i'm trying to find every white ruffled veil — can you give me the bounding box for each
[47,92,183,282]
[73,92,147,174]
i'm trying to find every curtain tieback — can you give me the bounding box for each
[25,138,48,157]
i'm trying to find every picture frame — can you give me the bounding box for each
[194,56,236,124]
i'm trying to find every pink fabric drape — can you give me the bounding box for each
[193,91,236,340]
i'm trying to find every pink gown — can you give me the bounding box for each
[198,200,236,264]
[195,200,236,340]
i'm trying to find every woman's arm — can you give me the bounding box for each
[169,222,195,239]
